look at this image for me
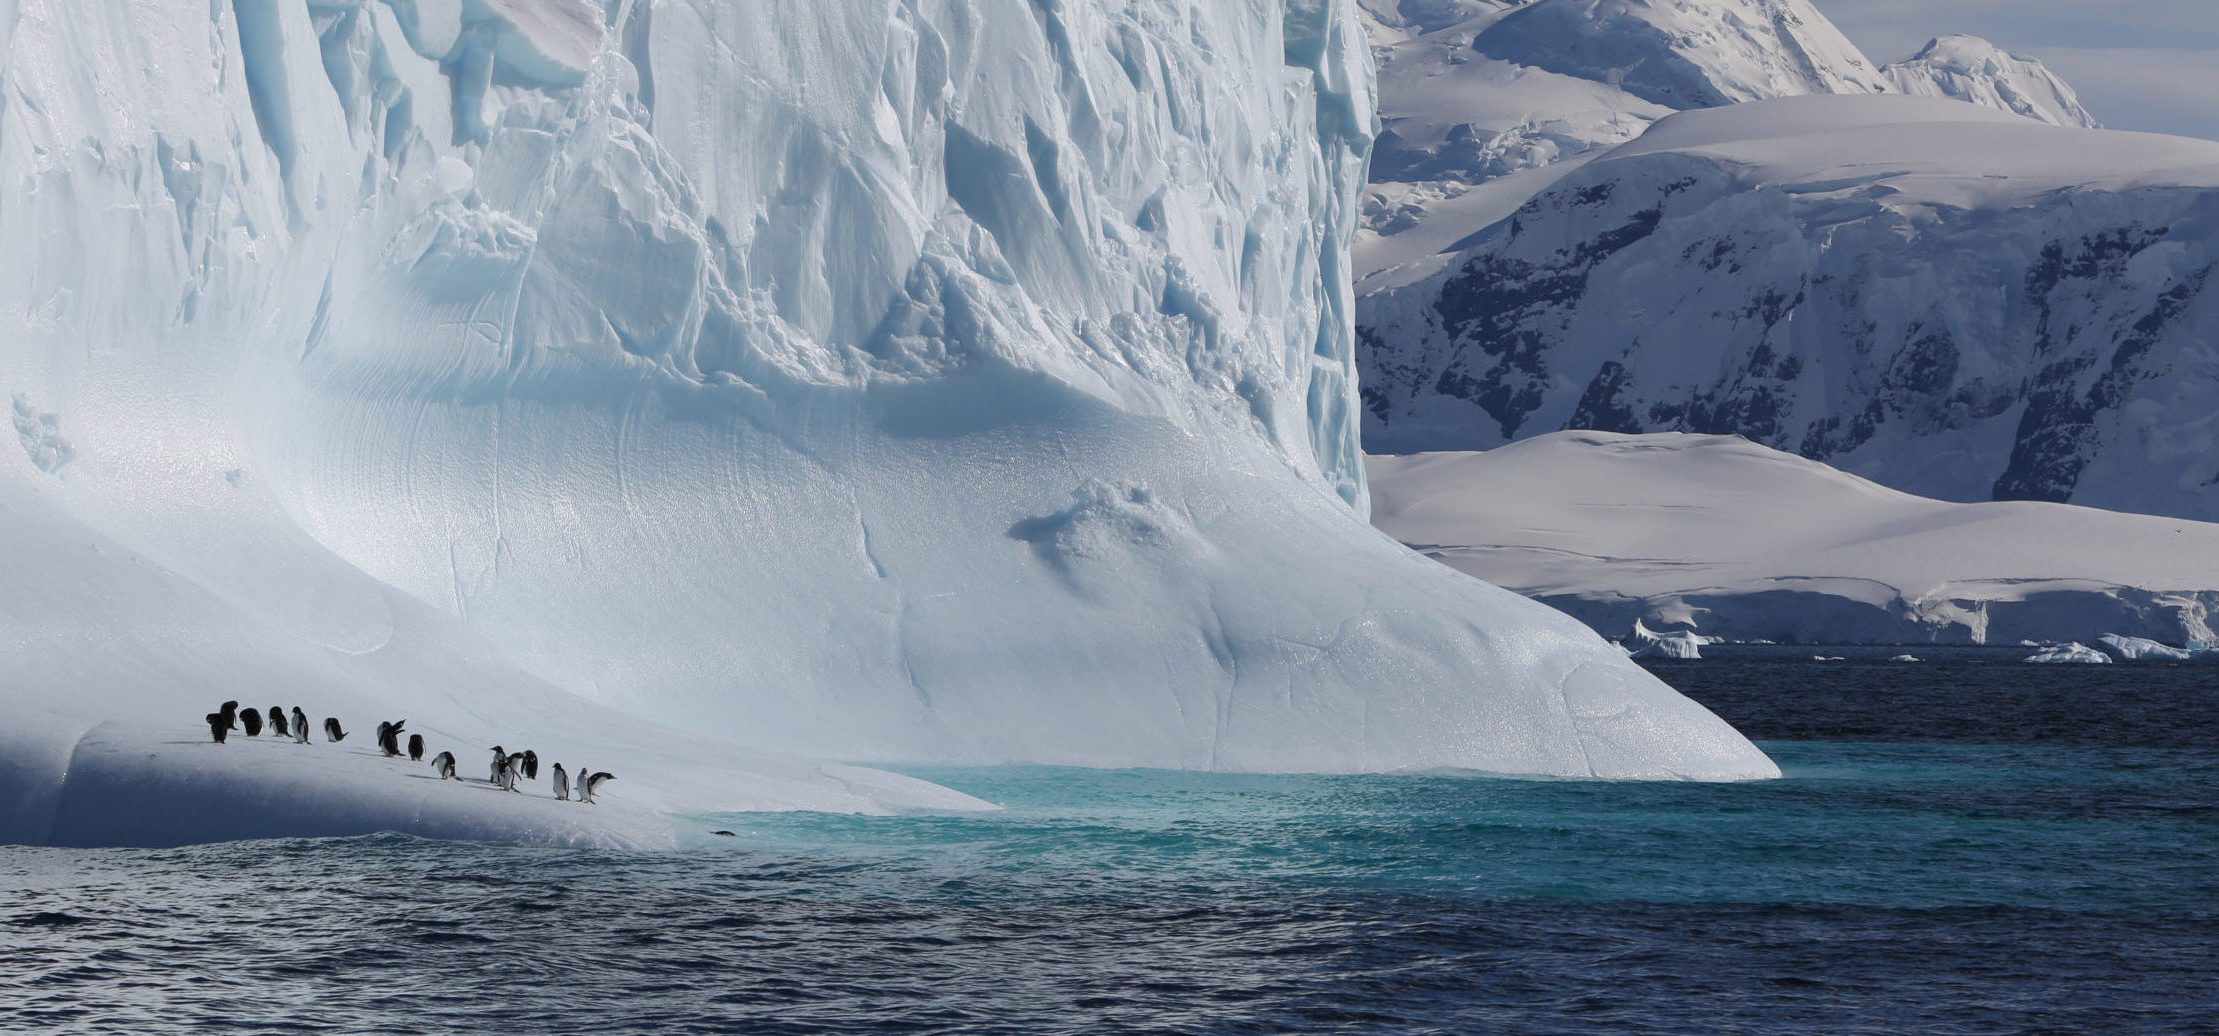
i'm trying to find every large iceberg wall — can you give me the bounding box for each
[0,0,1774,783]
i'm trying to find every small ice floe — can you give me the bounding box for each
[2095,634,2195,662]
[1625,619,1712,659]
[2024,642,2111,664]
[1811,655,1846,662]
[1890,654,1921,663]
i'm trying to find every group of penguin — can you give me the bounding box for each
[202,700,615,803]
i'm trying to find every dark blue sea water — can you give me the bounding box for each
[5,649,2215,1034]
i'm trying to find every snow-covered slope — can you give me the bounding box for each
[1472,0,1888,111]
[0,0,1776,847]
[1362,0,1892,221]
[1354,1,2107,267]
[1359,95,2219,520]
[1369,432,2219,646]
[1882,35,2100,130]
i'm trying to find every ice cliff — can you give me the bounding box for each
[1357,95,2219,520]
[0,0,1776,846]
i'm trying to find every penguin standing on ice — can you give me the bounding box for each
[240,709,263,737]
[267,707,289,740]
[291,707,310,744]
[219,701,241,731]
[324,717,347,743]
[488,746,509,787]
[205,713,228,744]
[579,771,615,804]
[376,720,406,757]
[551,763,570,802]
[503,752,528,793]
[521,750,539,781]
[430,751,457,780]
[407,733,425,762]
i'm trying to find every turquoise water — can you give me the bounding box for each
[707,742,2216,915]
[6,654,2216,1033]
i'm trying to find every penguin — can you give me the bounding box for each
[206,712,228,744]
[219,701,241,731]
[579,771,615,804]
[489,746,509,787]
[521,750,539,781]
[324,717,346,743]
[377,720,406,757]
[267,707,289,740]
[551,763,569,802]
[240,709,263,737]
[503,753,527,793]
[430,751,457,780]
[407,733,425,761]
[291,707,310,744]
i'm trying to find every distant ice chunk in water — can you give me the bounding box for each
[2096,635,2196,662]
[1626,620,1709,660]
[2025,643,2112,664]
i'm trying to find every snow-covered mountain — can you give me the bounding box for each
[1370,432,2219,647]
[0,1,1777,842]
[1357,0,2107,245]
[1363,0,1893,200]
[1358,95,2219,521]
[1882,34,2100,130]
[1471,0,1889,110]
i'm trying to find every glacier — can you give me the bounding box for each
[0,0,1778,845]
[1368,431,2219,648]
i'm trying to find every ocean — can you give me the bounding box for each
[6,647,2214,1034]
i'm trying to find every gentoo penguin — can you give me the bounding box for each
[503,753,528,793]
[219,701,241,731]
[324,717,347,742]
[579,771,615,804]
[489,746,509,787]
[521,750,539,781]
[376,720,406,757]
[267,707,289,740]
[240,709,263,737]
[551,763,569,802]
[291,707,310,744]
[430,751,457,780]
[407,733,425,761]
[206,712,228,744]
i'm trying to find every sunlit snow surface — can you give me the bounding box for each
[1369,432,2219,646]
[0,1,1775,844]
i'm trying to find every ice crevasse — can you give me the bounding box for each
[0,0,1775,843]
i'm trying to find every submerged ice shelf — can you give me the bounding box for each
[0,0,1777,845]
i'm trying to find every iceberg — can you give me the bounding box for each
[1626,619,1708,660]
[0,0,1777,845]
[2095,635,2198,663]
[2025,643,2111,665]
